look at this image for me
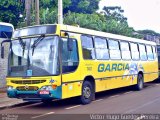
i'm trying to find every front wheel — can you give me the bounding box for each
[80,81,94,105]
[135,74,144,91]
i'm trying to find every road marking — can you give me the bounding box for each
[9,102,42,110]
[156,84,160,86]
[31,112,55,119]
[65,105,81,110]
[109,95,120,98]
[123,91,133,95]
[125,96,160,113]
[93,99,103,103]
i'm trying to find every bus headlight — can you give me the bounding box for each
[7,86,13,90]
[40,86,53,91]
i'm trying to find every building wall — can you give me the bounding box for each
[0,39,9,88]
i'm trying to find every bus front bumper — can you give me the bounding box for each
[7,86,62,102]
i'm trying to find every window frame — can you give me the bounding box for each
[94,36,109,60]
[81,35,96,60]
[120,41,131,60]
[146,45,154,61]
[108,38,121,60]
[61,37,79,74]
[139,43,147,61]
[130,42,140,61]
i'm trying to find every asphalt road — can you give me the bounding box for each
[1,80,160,120]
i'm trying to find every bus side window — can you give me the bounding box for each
[120,41,131,60]
[146,45,154,60]
[81,35,95,59]
[152,46,157,60]
[108,39,121,60]
[130,43,139,60]
[62,38,79,73]
[94,37,109,60]
[139,44,147,61]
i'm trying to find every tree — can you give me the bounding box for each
[64,12,107,31]
[0,0,24,27]
[64,0,100,14]
[138,30,160,36]
[101,6,135,37]
[103,6,127,23]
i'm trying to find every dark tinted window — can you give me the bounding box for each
[146,45,154,60]
[120,41,131,60]
[81,35,95,59]
[108,39,121,59]
[130,43,139,60]
[139,44,147,61]
[13,25,56,38]
[0,25,13,38]
[94,37,109,60]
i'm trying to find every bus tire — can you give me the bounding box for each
[80,81,94,105]
[135,73,144,90]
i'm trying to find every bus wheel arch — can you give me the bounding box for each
[135,71,144,91]
[80,76,95,104]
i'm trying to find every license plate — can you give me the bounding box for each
[39,90,49,95]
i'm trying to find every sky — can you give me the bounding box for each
[99,0,160,33]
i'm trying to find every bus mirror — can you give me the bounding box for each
[1,46,4,59]
[64,32,73,51]
[67,38,73,51]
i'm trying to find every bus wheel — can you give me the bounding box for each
[80,81,94,104]
[135,74,144,90]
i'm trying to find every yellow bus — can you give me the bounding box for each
[1,24,158,104]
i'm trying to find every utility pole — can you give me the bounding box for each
[25,0,31,26]
[35,0,40,25]
[58,0,63,24]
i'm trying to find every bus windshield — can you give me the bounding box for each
[8,36,60,77]
[0,25,13,38]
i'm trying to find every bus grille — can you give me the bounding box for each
[11,80,46,84]
[17,86,39,91]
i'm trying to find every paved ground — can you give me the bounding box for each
[0,92,24,109]
[0,81,160,120]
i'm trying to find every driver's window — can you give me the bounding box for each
[61,38,79,73]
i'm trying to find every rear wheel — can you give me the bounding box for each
[135,74,144,90]
[80,81,94,104]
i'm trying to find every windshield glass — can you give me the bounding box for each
[0,25,13,38]
[8,36,59,77]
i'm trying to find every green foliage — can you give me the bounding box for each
[64,11,134,37]
[40,8,57,24]
[138,30,160,36]
[64,12,107,31]
[1,0,156,39]
[0,0,24,27]
[64,0,100,14]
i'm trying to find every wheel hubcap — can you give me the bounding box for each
[139,76,143,89]
[83,86,91,99]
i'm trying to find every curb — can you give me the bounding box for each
[0,101,29,110]
[0,87,7,93]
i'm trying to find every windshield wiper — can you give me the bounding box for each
[18,37,26,56]
[31,34,45,55]
[2,31,9,39]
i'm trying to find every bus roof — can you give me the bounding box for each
[14,24,156,46]
[0,22,14,29]
[60,24,156,46]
